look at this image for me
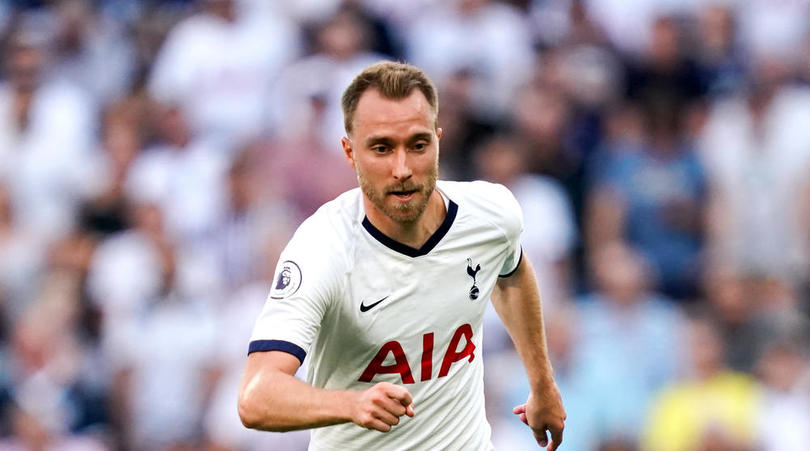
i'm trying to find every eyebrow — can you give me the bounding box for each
[364,133,433,147]
[407,133,433,144]
[364,136,395,147]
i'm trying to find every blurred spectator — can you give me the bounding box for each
[108,240,219,450]
[703,265,763,373]
[587,95,707,300]
[704,262,807,374]
[575,243,685,445]
[0,182,42,320]
[87,200,219,367]
[257,101,357,221]
[125,103,230,243]
[405,0,536,118]
[79,98,145,236]
[554,42,623,156]
[0,269,108,450]
[270,4,384,150]
[699,62,810,287]
[624,15,706,108]
[694,3,746,96]
[49,0,136,106]
[148,0,300,146]
[512,82,586,220]
[737,0,810,66]
[583,0,700,57]
[0,27,98,244]
[754,328,810,451]
[209,148,298,292]
[642,312,760,451]
[529,0,579,47]
[433,70,495,181]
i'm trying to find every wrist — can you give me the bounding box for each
[338,389,361,424]
[528,366,556,392]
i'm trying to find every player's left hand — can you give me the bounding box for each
[513,385,565,450]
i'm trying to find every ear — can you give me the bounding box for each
[436,127,443,140]
[341,136,356,170]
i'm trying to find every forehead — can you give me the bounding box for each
[351,88,435,138]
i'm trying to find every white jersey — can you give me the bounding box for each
[249,180,523,451]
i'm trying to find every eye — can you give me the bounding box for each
[413,142,428,152]
[371,145,389,154]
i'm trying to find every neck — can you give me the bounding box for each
[364,189,446,249]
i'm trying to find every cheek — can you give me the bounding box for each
[356,159,390,190]
[415,152,439,175]
[357,158,386,179]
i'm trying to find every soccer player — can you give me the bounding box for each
[238,61,566,450]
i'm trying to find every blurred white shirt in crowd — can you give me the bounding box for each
[270,52,384,150]
[0,227,45,319]
[757,381,810,451]
[0,80,98,243]
[125,139,230,242]
[88,226,221,349]
[699,85,810,281]
[738,0,810,64]
[512,175,576,312]
[405,0,535,118]
[112,293,218,449]
[87,230,163,323]
[149,5,300,146]
[584,0,703,55]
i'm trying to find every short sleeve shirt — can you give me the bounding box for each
[249,180,523,450]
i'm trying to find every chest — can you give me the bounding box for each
[335,227,508,348]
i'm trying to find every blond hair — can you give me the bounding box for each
[341,61,438,135]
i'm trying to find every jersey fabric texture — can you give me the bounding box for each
[248,180,523,451]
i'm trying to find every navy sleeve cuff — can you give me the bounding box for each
[248,339,306,364]
[498,247,523,278]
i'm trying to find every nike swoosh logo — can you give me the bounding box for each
[360,296,390,312]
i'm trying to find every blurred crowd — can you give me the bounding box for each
[0,0,809,450]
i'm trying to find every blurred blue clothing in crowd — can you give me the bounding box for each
[574,292,685,440]
[596,145,707,299]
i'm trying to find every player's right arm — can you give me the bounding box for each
[238,351,414,432]
[240,209,412,432]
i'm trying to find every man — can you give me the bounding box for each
[238,61,565,450]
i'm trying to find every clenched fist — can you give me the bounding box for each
[350,382,415,432]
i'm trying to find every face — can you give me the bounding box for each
[342,88,441,224]
[8,46,42,93]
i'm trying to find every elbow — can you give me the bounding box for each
[237,392,261,430]
[237,391,293,432]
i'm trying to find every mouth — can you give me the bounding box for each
[388,188,419,202]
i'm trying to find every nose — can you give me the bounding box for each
[392,148,412,181]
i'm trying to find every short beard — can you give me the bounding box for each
[357,160,438,224]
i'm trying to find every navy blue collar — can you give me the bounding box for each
[362,200,458,258]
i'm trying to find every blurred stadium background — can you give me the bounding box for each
[0,0,809,450]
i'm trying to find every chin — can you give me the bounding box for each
[385,207,421,224]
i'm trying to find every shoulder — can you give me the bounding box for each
[439,180,518,208]
[284,188,362,259]
[439,180,522,239]
[269,189,362,301]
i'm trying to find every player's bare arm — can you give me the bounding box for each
[238,351,414,433]
[492,256,566,450]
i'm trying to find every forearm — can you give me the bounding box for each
[492,257,555,390]
[238,352,355,431]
